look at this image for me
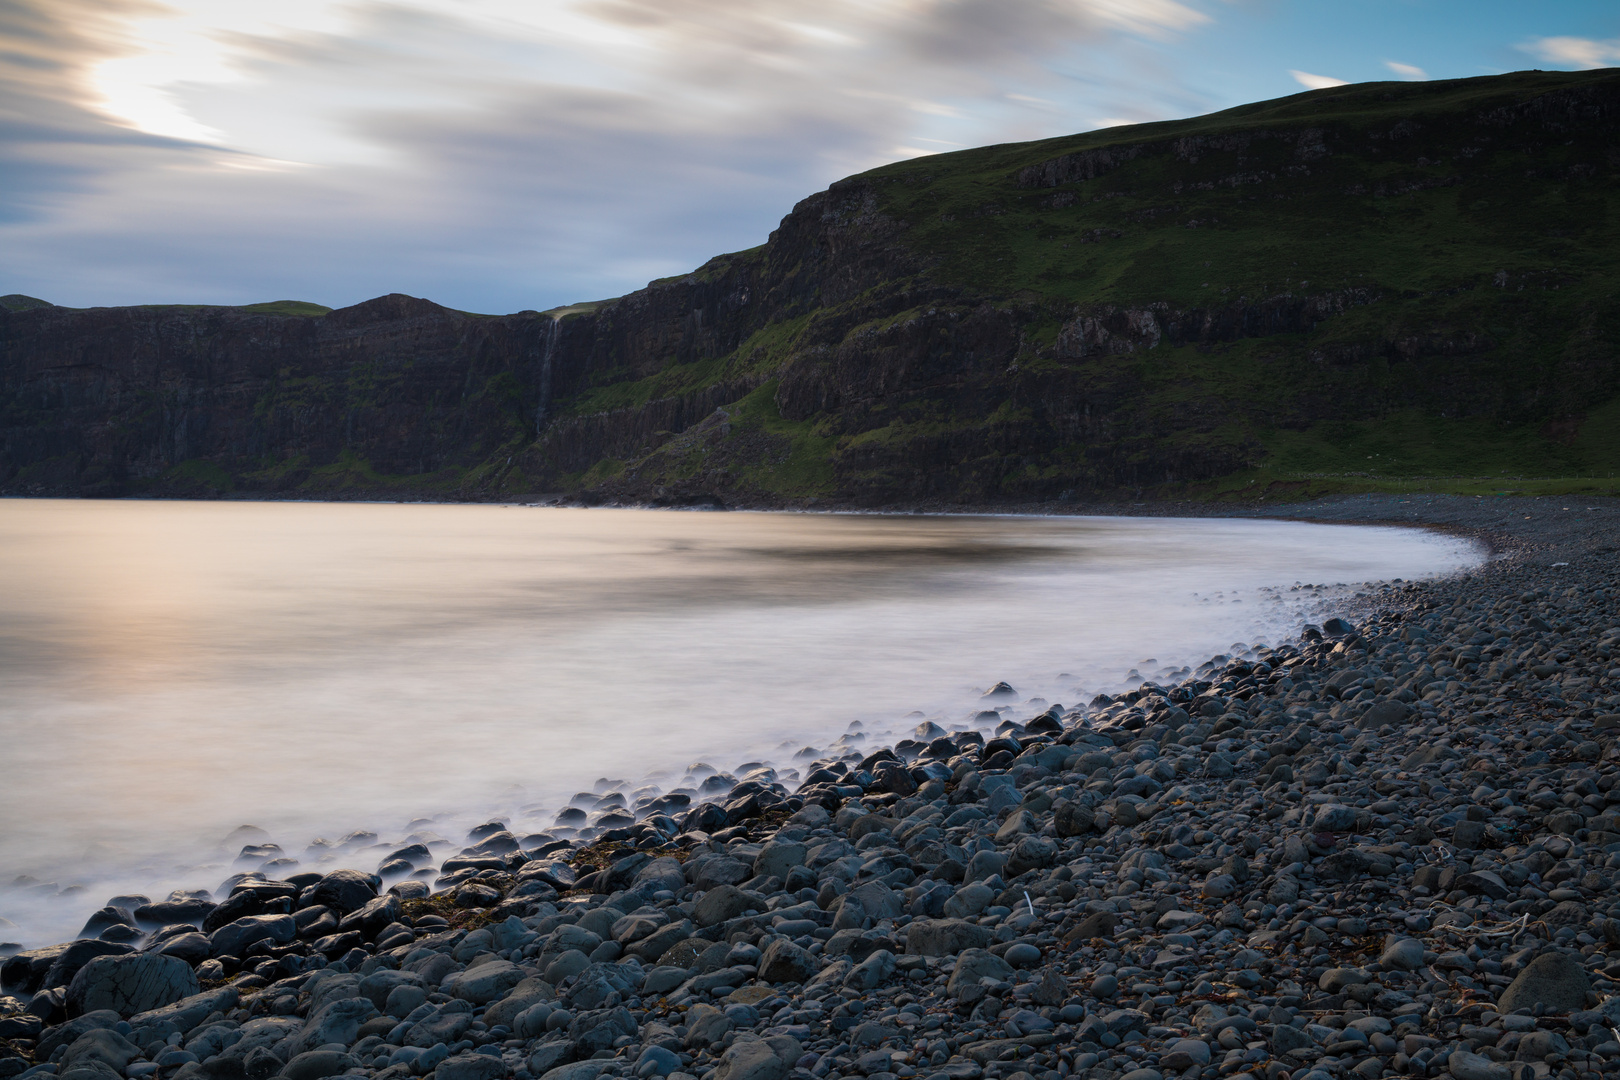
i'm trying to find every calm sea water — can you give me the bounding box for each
[0,500,1479,946]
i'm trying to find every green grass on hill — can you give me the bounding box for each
[234,300,332,316]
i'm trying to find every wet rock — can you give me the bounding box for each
[66,952,199,1018]
[294,995,379,1053]
[303,870,377,916]
[60,1029,140,1075]
[209,914,296,958]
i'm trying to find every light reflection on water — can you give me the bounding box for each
[0,499,1479,946]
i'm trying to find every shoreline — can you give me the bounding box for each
[1,500,1618,1080]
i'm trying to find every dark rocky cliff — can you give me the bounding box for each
[0,295,551,496]
[5,68,1620,503]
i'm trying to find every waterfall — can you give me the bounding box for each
[535,316,560,434]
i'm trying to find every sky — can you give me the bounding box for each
[1,0,1616,314]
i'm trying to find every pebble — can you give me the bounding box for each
[4,507,1620,1080]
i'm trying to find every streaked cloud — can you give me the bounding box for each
[4,2,1614,312]
[1383,60,1428,80]
[1519,35,1620,70]
[1289,69,1348,90]
[0,0,1227,310]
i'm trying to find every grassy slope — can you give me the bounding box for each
[556,69,1620,502]
[856,70,1620,497]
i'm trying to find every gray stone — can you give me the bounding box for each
[446,960,524,1005]
[635,1045,681,1078]
[1357,699,1411,730]
[1160,1040,1211,1071]
[66,953,200,1018]
[527,1042,578,1078]
[1498,952,1591,1015]
[640,966,691,996]
[1515,1030,1571,1061]
[545,950,591,984]
[843,950,895,990]
[1311,805,1358,832]
[407,1001,474,1048]
[537,1064,601,1080]
[34,1013,121,1062]
[711,1039,786,1080]
[61,1029,140,1075]
[1447,1050,1510,1080]
[757,939,816,984]
[209,915,296,959]
[305,870,378,916]
[692,885,755,928]
[1318,968,1368,992]
[946,948,1013,1002]
[433,1054,508,1080]
[567,1007,637,1056]
[904,918,992,957]
[512,1003,555,1040]
[753,842,807,881]
[1379,938,1425,971]
[1052,801,1095,837]
[277,1051,357,1080]
[358,969,425,1011]
[1004,836,1057,877]
[155,933,212,965]
[1003,943,1040,968]
[129,986,239,1032]
[294,996,378,1053]
[684,1004,734,1048]
[1270,1025,1312,1055]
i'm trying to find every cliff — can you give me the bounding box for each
[4,68,1620,504]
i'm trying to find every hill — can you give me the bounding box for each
[3,69,1619,503]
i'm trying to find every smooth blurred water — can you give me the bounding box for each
[0,500,1479,947]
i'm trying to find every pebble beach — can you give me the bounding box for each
[3,495,1619,1080]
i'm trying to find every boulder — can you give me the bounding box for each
[447,960,525,1005]
[905,919,992,957]
[946,948,1013,1003]
[757,939,817,984]
[210,914,296,959]
[277,1051,356,1080]
[304,871,378,916]
[711,1039,787,1080]
[61,1029,141,1074]
[129,987,240,1032]
[293,997,379,1054]
[1498,952,1591,1015]
[692,885,755,928]
[433,1054,508,1080]
[66,953,199,1018]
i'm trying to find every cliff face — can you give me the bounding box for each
[4,69,1620,503]
[0,295,550,496]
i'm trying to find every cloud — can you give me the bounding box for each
[1384,60,1427,80]
[1289,69,1348,90]
[0,0,1228,310]
[1519,36,1620,71]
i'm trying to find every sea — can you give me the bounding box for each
[0,499,1481,947]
